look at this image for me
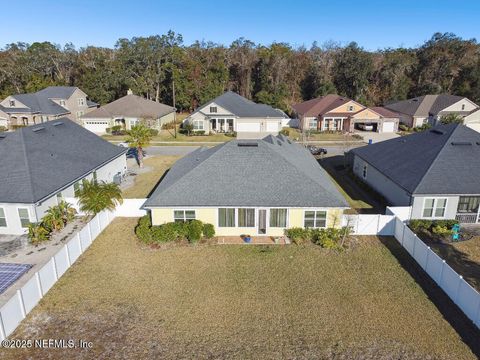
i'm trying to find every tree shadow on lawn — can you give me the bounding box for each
[379,236,480,357]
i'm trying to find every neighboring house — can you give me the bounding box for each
[81,90,176,134]
[292,94,399,133]
[384,94,479,128]
[143,135,349,237]
[350,124,480,223]
[463,108,480,133]
[0,119,127,235]
[0,107,9,129]
[0,86,98,127]
[183,91,288,135]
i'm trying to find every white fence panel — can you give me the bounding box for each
[67,236,82,263]
[79,226,92,250]
[53,246,70,278]
[385,206,411,221]
[456,280,480,322]
[20,276,42,313]
[99,211,109,230]
[402,229,415,256]
[413,240,429,269]
[0,295,24,337]
[343,214,395,235]
[440,264,462,301]
[425,252,444,284]
[378,215,395,235]
[394,217,404,239]
[38,259,57,294]
[90,215,101,238]
[115,199,147,217]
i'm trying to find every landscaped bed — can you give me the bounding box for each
[0,218,477,359]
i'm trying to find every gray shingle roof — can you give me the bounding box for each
[193,91,287,118]
[36,86,78,99]
[0,118,126,203]
[351,124,480,195]
[82,94,175,119]
[144,135,348,208]
[385,94,467,117]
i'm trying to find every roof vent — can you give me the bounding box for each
[32,127,45,132]
[430,129,445,135]
[237,142,258,147]
[52,121,64,126]
[451,141,472,146]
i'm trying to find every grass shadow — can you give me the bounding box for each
[146,169,170,198]
[378,236,480,357]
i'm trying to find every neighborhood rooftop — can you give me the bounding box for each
[144,134,348,208]
[0,118,126,204]
[385,94,466,117]
[82,93,175,119]
[193,91,287,118]
[351,123,480,195]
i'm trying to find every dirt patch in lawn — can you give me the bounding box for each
[1,219,477,359]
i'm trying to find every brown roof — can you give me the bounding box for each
[370,106,400,118]
[292,94,352,117]
[82,94,175,119]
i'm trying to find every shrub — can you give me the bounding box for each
[413,124,431,132]
[284,227,311,244]
[148,128,159,136]
[432,224,454,237]
[111,125,126,135]
[279,128,290,136]
[105,127,112,134]
[398,124,410,132]
[187,220,203,243]
[351,134,363,140]
[0,126,7,132]
[202,223,215,239]
[162,122,176,130]
[409,219,432,232]
[151,223,178,243]
[27,223,50,245]
[193,130,206,136]
[135,215,154,243]
[225,131,237,138]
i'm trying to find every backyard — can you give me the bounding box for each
[0,218,477,359]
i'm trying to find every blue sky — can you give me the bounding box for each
[2,0,479,50]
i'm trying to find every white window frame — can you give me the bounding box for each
[17,207,31,228]
[9,100,15,107]
[218,208,236,227]
[237,208,255,228]
[348,105,354,111]
[76,110,84,118]
[60,99,66,107]
[308,118,317,129]
[209,106,217,113]
[0,207,7,227]
[173,209,196,222]
[303,210,327,228]
[193,120,204,130]
[422,198,448,219]
[269,208,288,228]
[78,98,86,106]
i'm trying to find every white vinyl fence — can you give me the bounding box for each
[343,214,396,235]
[0,209,118,340]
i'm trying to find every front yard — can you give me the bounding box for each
[102,130,233,144]
[0,218,477,359]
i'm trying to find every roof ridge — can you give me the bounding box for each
[411,124,457,193]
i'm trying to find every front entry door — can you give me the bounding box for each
[258,209,267,235]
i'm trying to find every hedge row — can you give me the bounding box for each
[284,227,350,250]
[135,215,215,244]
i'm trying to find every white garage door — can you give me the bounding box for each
[382,121,395,133]
[237,122,261,132]
[266,121,279,132]
[84,120,109,134]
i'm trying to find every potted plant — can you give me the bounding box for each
[241,234,252,243]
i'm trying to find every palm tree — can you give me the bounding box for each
[125,124,152,167]
[76,179,123,217]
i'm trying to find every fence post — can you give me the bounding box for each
[439,260,446,288]
[412,235,417,257]
[87,221,93,243]
[51,257,58,281]
[65,245,71,267]
[401,223,406,246]
[455,276,463,304]
[424,247,430,271]
[17,290,26,319]
[77,233,83,253]
[97,214,101,231]
[35,272,43,297]
[376,215,381,234]
[0,312,6,341]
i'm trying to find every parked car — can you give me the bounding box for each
[358,123,374,131]
[306,145,327,155]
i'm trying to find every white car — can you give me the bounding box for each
[358,123,374,131]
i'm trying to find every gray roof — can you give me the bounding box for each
[192,91,287,118]
[5,86,97,116]
[351,124,480,195]
[82,94,174,119]
[384,94,467,117]
[144,135,348,208]
[0,118,126,204]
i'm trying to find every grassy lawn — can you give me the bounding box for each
[122,155,180,198]
[1,218,477,359]
[102,130,233,143]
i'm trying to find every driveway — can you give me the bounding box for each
[355,131,400,144]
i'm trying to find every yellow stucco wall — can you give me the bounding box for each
[150,208,345,236]
[352,108,381,120]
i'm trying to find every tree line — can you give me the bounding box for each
[0,31,479,114]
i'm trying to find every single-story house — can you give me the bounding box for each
[384,94,479,128]
[183,91,288,136]
[143,135,349,236]
[350,124,480,223]
[81,90,176,134]
[0,118,127,235]
[292,94,399,133]
[463,108,480,133]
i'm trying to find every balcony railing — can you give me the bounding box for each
[455,213,479,224]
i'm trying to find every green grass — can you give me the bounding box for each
[122,156,180,198]
[1,218,476,359]
[102,129,233,143]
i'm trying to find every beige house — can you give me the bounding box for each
[292,94,399,133]
[384,94,479,128]
[0,86,98,128]
[464,108,480,133]
[143,135,348,237]
[81,90,176,134]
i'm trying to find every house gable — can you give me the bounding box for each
[440,98,478,114]
[197,102,234,116]
[351,108,382,120]
[1,96,29,109]
[327,100,365,115]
